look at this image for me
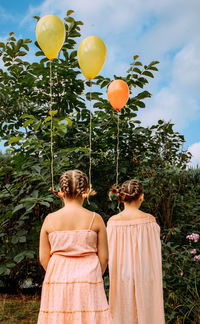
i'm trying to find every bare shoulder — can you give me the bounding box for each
[92,213,106,232]
[94,213,105,224]
[40,213,50,233]
[108,214,119,221]
[42,212,59,233]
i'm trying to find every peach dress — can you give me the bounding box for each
[37,213,113,324]
[107,216,165,324]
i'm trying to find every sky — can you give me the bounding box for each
[0,0,199,166]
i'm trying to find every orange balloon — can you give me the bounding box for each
[107,80,129,111]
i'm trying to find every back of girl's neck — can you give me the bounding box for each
[124,203,141,211]
[63,198,84,207]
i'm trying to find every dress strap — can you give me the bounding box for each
[89,212,96,230]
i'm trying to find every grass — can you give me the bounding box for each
[0,294,40,323]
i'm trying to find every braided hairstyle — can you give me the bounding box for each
[110,179,143,203]
[59,170,92,198]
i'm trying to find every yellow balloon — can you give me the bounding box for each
[78,36,107,80]
[35,15,66,61]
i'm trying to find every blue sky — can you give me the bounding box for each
[0,0,200,166]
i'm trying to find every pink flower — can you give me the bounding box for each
[186,233,200,243]
[190,249,197,255]
[194,255,200,261]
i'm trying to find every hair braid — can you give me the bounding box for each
[109,179,143,203]
[59,172,71,196]
[59,169,95,199]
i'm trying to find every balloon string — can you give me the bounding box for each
[116,111,120,187]
[50,61,54,190]
[89,80,92,194]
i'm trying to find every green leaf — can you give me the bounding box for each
[22,44,29,51]
[13,204,24,214]
[25,251,35,258]
[133,67,142,74]
[49,110,58,116]
[24,38,32,43]
[33,16,40,21]
[19,236,26,243]
[40,57,49,63]
[32,165,41,174]
[70,50,77,59]
[149,60,160,66]
[11,236,18,244]
[18,51,27,56]
[136,101,145,108]
[8,137,22,144]
[32,190,39,198]
[136,91,151,100]
[60,117,73,127]
[100,80,110,88]
[35,50,44,57]
[0,266,10,276]
[44,116,51,123]
[65,17,74,23]
[14,253,25,263]
[86,92,102,100]
[21,114,34,119]
[23,119,34,127]
[134,61,143,66]
[135,81,144,88]
[67,10,74,16]
[33,120,42,130]
[16,39,23,49]
[148,66,158,71]
[142,71,154,78]
[40,201,50,207]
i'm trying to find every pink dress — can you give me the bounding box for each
[107,216,165,324]
[37,213,113,324]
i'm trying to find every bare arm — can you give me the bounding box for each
[96,215,109,275]
[39,217,51,271]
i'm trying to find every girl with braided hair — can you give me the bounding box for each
[107,179,165,324]
[37,170,113,324]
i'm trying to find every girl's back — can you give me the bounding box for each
[37,170,113,324]
[107,180,165,324]
[46,205,99,232]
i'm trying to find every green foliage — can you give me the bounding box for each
[162,226,200,322]
[0,11,161,291]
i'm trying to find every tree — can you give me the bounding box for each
[0,11,191,297]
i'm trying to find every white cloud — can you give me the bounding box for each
[139,38,200,131]
[172,40,200,95]
[188,142,200,167]
[138,87,200,130]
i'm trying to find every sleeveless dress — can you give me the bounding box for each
[107,216,165,324]
[37,213,113,324]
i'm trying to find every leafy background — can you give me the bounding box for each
[0,11,200,323]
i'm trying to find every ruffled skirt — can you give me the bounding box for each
[37,254,112,324]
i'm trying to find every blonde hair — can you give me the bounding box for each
[59,170,95,198]
[109,179,143,203]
